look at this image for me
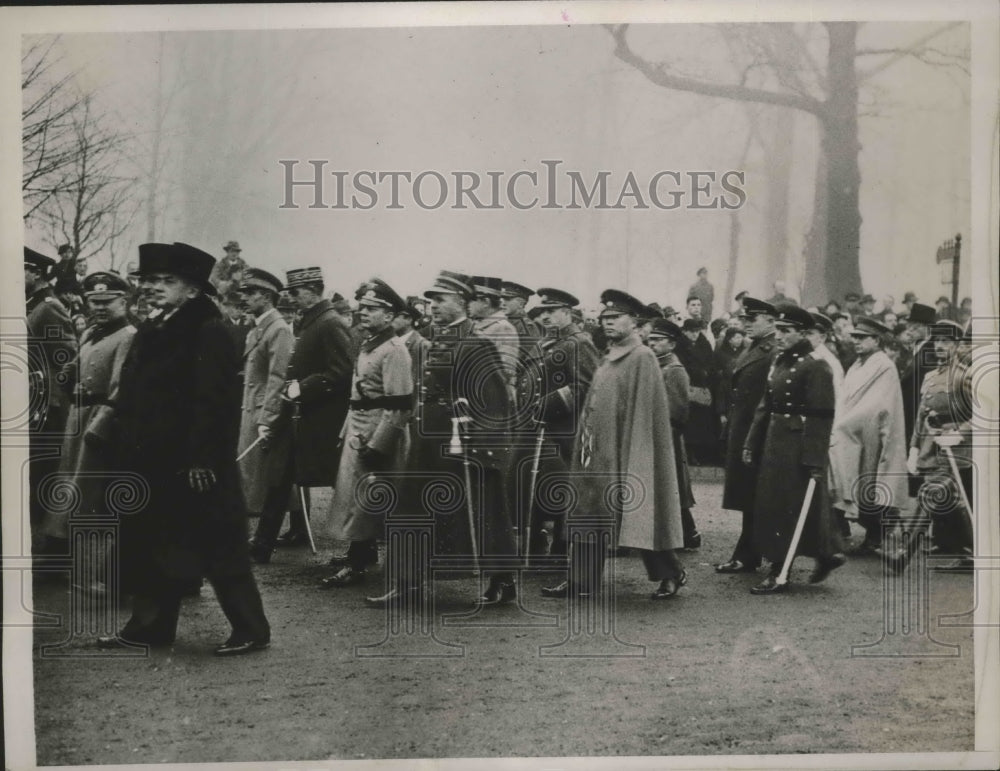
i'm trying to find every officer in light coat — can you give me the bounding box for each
[235,269,294,526]
[321,279,413,587]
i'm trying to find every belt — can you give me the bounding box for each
[349,395,413,411]
[770,407,834,419]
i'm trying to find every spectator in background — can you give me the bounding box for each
[830,312,857,372]
[688,267,714,323]
[902,291,918,317]
[209,240,247,295]
[957,297,972,326]
[823,299,842,318]
[935,296,953,322]
[859,294,877,317]
[881,309,899,329]
[767,280,795,307]
[678,318,720,465]
[714,326,748,423]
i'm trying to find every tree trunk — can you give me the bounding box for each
[801,151,828,306]
[822,22,863,301]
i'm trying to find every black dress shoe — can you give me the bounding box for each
[540,581,590,599]
[651,570,688,599]
[213,638,270,656]
[750,575,787,595]
[715,559,758,574]
[809,553,847,584]
[276,531,309,547]
[250,543,275,564]
[319,566,366,588]
[478,579,516,605]
[364,585,422,607]
[681,532,702,551]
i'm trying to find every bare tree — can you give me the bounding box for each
[608,22,968,305]
[21,37,83,221]
[37,94,139,269]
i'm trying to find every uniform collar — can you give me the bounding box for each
[606,331,642,361]
[254,307,278,327]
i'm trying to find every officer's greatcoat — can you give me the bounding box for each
[572,333,683,552]
[721,332,776,512]
[237,308,293,512]
[328,327,413,542]
[47,319,135,537]
[745,338,837,563]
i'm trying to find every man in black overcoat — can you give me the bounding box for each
[101,242,269,655]
[716,298,777,575]
[519,287,599,558]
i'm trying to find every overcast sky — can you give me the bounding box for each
[25,19,972,311]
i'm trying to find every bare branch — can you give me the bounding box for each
[607,24,826,117]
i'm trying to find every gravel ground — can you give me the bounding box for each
[29,478,976,766]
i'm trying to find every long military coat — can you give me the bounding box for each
[572,333,683,552]
[745,338,836,563]
[283,299,355,486]
[721,332,776,511]
[517,323,599,525]
[658,351,695,510]
[328,327,413,542]
[46,319,135,538]
[402,317,515,569]
[237,308,293,512]
[114,294,251,591]
[26,286,76,436]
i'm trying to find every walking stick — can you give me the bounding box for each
[776,477,817,587]
[524,423,546,567]
[451,399,480,574]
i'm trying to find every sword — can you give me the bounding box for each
[776,477,817,587]
[452,399,479,574]
[290,400,318,555]
[235,435,263,462]
[524,424,546,567]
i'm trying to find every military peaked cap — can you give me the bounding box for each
[536,287,579,309]
[740,297,777,317]
[239,268,284,295]
[285,266,324,290]
[356,278,407,312]
[809,311,834,333]
[24,247,56,277]
[773,303,815,329]
[599,289,646,317]
[500,281,534,299]
[648,318,683,340]
[424,270,474,300]
[470,276,504,297]
[850,316,891,337]
[83,271,130,300]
